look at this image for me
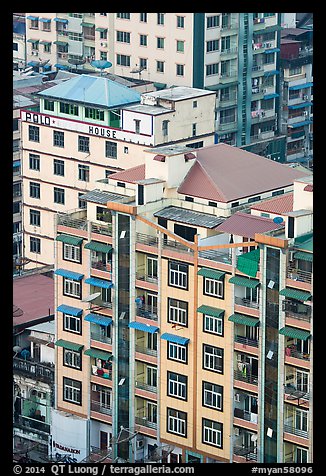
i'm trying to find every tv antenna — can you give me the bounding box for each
[130,64,146,80]
[90,59,112,76]
[13,305,24,318]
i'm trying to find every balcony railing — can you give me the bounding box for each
[282,301,311,322]
[91,400,112,416]
[135,381,157,393]
[91,260,111,273]
[284,423,309,439]
[252,65,263,72]
[198,248,231,264]
[13,358,54,383]
[234,335,259,348]
[234,369,258,385]
[57,213,87,230]
[235,296,259,309]
[162,238,193,254]
[136,233,159,247]
[90,331,112,345]
[136,272,158,284]
[284,384,310,402]
[233,445,257,461]
[91,222,112,236]
[91,367,112,380]
[234,408,258,423]
[135,345,158,357]
[14,415,50,434]
[90,298,112,310]
[287,264,312,284]
[135,416,157,429]
[285,346,310,361]
[220,47,238,55]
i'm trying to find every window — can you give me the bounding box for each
[157,13,165,25]
[54,187,65,205]
[78,135,90,153]
[187,141,203,149]
[193,101,197,108]
[30,237,41,254]
[221,36,231,52]
[203,312,224,336]
[29,154,40,171]
[203,382,223,411]
[168,372,187,400]
[99,13,107,16]
[53,159,64,176]
[134,119,141,134]
[176,64,184,76]
[168,342,187,363]
[13,42,18,51]
[53,130,64,147]
[207,15,220,28]
[139,58,147,70]
[85,107,104,121]
[157,60,165,73]
[30,209,40,227]
[177,16,185,28]
[105,141,117,159]
[63,278,81,299]
[295,447,308,463]
[13,118,19,131]
[248,196,261,203]
[63,349,81,370]
[208,201,217,207]
[139,34,148,47]
[206,63,219,76]
[272,189,284,196]
[192,123,196,136]
[69,32,83,41]
[116,54,131,66]
[117,13,130,19]
[29,125,39,142]
[264,53,275,65]
[203,344,224,373]
[100,51,108,61]
[162,120,169,135]
[206,39,219,52]
[231,201,239,208]
[157,37,165,49]
[100,29,108,40]
[169,261,188,289]
[78,164,90,182]
[168,298,188,326]
[204,277,224,298]
[167,408,187,437]
[140,13,147,22]
[13,201,21,214]
[147,256,158,280]
[289,66,302,76]
[146,366,157,387]
[116,31,131,43]
[63,377,82,405]
[202,418,223,448]
[60,102,79,116]
[63,243,81,263]
[78,193,87,209]
[13,182,22,198]
[185,196,194,202]
[30,19,39,29]
[30,182,40,199]
[44,43,51,53]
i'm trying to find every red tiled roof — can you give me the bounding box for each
[109,164,146,184]
[214,212,284,239]
[178,143,307,203]
[13,274,54,329]
[250,193,294,214]
[303,184,313,192]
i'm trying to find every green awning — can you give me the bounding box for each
[236,249,260,278]
[96,27,107,32]
[56,234,83,246]
[228,314,260,327]
[206,81,239,91]
[197,305,224,318]
[81,22,95,28]
[55,339,84,351]
[279,288,312,301]
[279,326,311,341]
[84,241,112,254]
[39,40,52,45]
[53,41,68,46]
[84,348,112,361]
[293,251,313,262]
[229,275,260,288]
[27,39,39,43]
[153,82,167,90]
[197,268,225,280]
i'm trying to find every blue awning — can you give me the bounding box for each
[264,70,280,76]
[39,18,51,22]
[84,313,112,326]
[264,48,280,54]
[13,160,21,167]
[263,93,279,100]
[27,16,39,20]
[85,277,113,289]
[54,268,84,280]
[57,304,83,317]
[289,120,313,129]
[160,333,189,345]
[54,64,69,70]
[27,61,39,67]
[289,82,313,91]
[54,18,69,23]
[288,102,313,110]
[129,321,159,334]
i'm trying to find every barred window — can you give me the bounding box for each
[63,349,81,370]
[167,342,187,363]
[63,243,81,263]
[63,313,81,333]
[167,408,187,437]
[167,372,187,400]
[53,130,64,147]
[202,418,223,448]
[105,141,117,159]
[63,278,81,299]
[204,277,224,298]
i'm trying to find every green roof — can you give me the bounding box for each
[279,326,311,341]
[294,233,313,252]
[84,241,112,254]
[228,314,260,327]
[84,348,112,361]
[55,339,84,351]
[279,288,312,301]
[236,249,260,278]
[197,305,224,318]
[293,251,313,262]
[56,234,84,246]
[197,268,225,280]
[229,275,260,288]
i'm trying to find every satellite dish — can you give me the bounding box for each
[82,292,101,302]
[38,58,50,67]
[13,345,22,354]
[273,216,284,224]
[91,60,112,70]
[13,305,24,317]
[131,65,145,74]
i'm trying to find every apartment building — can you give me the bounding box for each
[280,28,313,164]
[50,142,311,463]
[13,13,26,70]
[20,74,216,270]
[24,12,286,159]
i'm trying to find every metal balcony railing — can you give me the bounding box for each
[14,415,50,434]
[284,385,310,402]
[135,304,158,321]
[57,213,87,230]
[234,369,258,385]
[234,335,259,348]
[135,345,158,357]
[282,302,311,322]
[91,260,111,273]
[135,381,157,393]
[91,400,112,416]
[136,233,159,247]
[90,331,112,345]
[234,408,258,423]
[13,358,54,383]
[235,296,259,309]
[287,264,312,284]
[162,238,193,254]
[198,248,231,264]
[91,222,112,236]
[136,272,158,284]
[220,47,238,55]
[233,445,257,461]
[285,346,310,361]
[135,416,157,429]
[284,423,309,439]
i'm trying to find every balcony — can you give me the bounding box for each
[91,260,111,273]
[234,335,259,348]
[91,222,112,237]
[233,445,257,461]
[218,72,238,83]
[198,248,231,264]
[234,369,258,386]
[284,423,309,440]
[90,330,112,345]
[136,232,159,247]
[135,304,158,321]
[135,415,157,430]
[13,358,54,383]
[90,400,112,416]
[57,211,87,230]
[91,366,112,381]
[220,47,238,57]
[234,408,258,424]
[135,345,158,357]
[136,272,158,285]
[14,415,50,435]
[285,345,310,362]
[234,296,259,310]
[284,385,310,404]
[135,381,157,394]
[162,237,193,254]
[282,301,311,323]
[287,264,312,284]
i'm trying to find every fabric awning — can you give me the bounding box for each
[160,333,189,345]
[81,22,95,28]
[293,251,313,262]
[264,47,280,54]
[128,322,159,334]
[39,18,51,23]
[289,82,313,91]
[55,339,83,351]
[197,305,224,318]
[197,268,225,280]
[39,40,52,45]
[27,39,39,43]
[57,304,83,316]
[27,16,39,20]
[289,120,313,129]
[54,64,69,70]
[96,27,108,32]
[53,41,68,46]
[54,18,69,23]
[85,277,113,289]
[56,234,83,246]
[84,348,112,360]
[84,241,112,253]
[13,160,21,167]
[229,275,260,288]
[228,314,260,327]
[279,326,311,341]
[263,93,279,100]
[54,268,84,280]
[288,102,313,110]
[279,288,312,301]
[84,314,112,327]
[236,249,260,278]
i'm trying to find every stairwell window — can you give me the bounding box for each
[162,120,169,136]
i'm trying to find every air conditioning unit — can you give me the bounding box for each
[234,427,240,436]
[100,42,107,48]
[234,393,240,402]
[91,384,98,391]
[303,111,308,116]
[32,50,39,56]
[136,438,144,449]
